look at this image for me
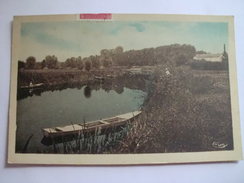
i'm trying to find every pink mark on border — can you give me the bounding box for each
[80,14,112,20]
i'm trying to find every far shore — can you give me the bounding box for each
[17,66,156,88]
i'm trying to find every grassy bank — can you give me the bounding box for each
[115,66,233,153]
[18,69,90,87]
[17,68,121,88]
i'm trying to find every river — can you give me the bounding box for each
[16,84,146,153]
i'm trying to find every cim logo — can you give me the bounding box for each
[79,14,112,20]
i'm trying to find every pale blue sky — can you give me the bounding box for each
[20,21,228,61]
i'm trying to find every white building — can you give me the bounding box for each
[193,53,223,62]
[193,45,228,63]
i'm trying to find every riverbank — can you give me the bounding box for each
[18,69,111,87]
[17,65,233,154]
[115,66,233,153]
[17,67,152,101]
[17,66,155,88]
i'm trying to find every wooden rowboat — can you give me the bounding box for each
[42,110,141,138]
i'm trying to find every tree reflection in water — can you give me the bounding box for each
[84,86,92,98]
[17,75,149,100]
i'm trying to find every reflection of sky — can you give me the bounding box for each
[16,86,146,152]
[20,21,228,61]
[18,86,146,124]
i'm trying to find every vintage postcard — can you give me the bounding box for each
[8,14,242,165]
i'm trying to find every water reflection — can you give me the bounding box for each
[17,88,44,100]
[16,80,147,153]
[17,75,149,100]
[84,86,91,98]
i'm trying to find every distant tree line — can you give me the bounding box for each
[18,44,197,70]
[112,44,196,66]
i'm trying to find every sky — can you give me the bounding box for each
[20,21,228,62]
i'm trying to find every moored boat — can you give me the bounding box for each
[42,110,141,138]
[20,82,44,89]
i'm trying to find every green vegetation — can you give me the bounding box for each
[18,44,196,71]
[25,56,36,69]
[17,69,91,87]
[18,44,196,88]
[116,66,232,153]
[41,125,130,154]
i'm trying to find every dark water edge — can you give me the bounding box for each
[17,74,151,100]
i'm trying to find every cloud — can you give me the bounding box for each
[110,22,146,35]
[129,23,146,32]
[21,23,81,52]
[19,21,228,61]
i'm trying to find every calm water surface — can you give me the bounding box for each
[16,85,146,153]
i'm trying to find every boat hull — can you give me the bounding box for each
[42,111,141,138]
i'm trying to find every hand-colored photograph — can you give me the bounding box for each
[8,14,242,165]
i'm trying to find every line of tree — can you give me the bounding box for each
[112,44,196,66]
[18,44,196,70]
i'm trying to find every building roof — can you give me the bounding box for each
[194,53,224,62]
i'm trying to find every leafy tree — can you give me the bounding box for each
[112,44,196,67]
[76,56,82,63]
[100,49,110,57]
[41,59,46,68]
[65,58,71,68]
[175,54,188,66]
[45,55,58,69]
[75,56,83,70]
[90,55,100,69]
[84,58,91,71]
[100,48,113,67]
[77,61,84,70]
[25,56,36,69]
[65,57,77,68]
[103,58,112,67]
[114,46,123,54]
[70,57,77,67]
